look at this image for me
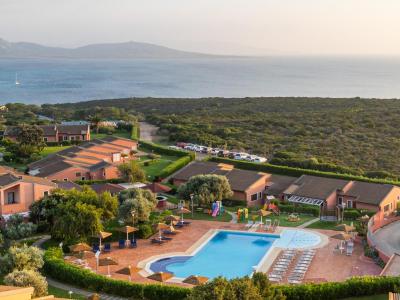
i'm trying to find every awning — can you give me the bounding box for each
[287,195,325,206]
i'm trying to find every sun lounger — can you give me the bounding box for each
[104,243,111,252]
[130,239,137,248]
[118,239,126,249]
[346,245,354,256]
[151,238,166,244]
[245,220,254,228]
[268,276,281,282]
[92,244,99,253]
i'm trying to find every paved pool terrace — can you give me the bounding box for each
[71,220,382,286]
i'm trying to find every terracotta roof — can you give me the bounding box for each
[172,161,268,192]
[89,160,111,171]
[35,161,75,178]
[55,181,83,191]
[90,183,125,194]
[57,124,89,134]
[144,182,172,193]
[0,173,21,186]
[345,181,394,205]
[266,174,297,196]
[284,175,350,200]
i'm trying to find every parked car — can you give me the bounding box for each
[201,146,211,154]
[210,148,220,156]
[218,150,230,157]
[234,153,248,160]
[176,142,187,148]
[253,156,267,163]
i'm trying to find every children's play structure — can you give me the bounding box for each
[211,201,224,217]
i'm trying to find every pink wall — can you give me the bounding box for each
[46,167,90,181]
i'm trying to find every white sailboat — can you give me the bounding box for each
[15,73,20,85]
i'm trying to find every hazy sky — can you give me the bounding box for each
[1,0,400,56]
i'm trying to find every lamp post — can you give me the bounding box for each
[130,209,136,226]
[190,194,194,218]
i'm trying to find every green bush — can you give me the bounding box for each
[209,157,400,187]
[43,248,190,300]
[222,199,246,207]
[343,209,362,220]
[278,204,320,217]
[74,178,125,185]
[136,224,154,239]
[131,123,140,141]
[159,156,193,179]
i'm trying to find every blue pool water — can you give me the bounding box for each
[150,229,321,279]
[166,231,278,279]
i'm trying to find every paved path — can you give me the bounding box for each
[139,122,161,142]
[369,220,400,257]
[297,218,320,229]
[34,235,128,300]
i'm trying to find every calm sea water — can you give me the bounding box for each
[1,56,400,104]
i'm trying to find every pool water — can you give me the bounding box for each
[166,231,278,279]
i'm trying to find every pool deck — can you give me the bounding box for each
[67,220,382,286]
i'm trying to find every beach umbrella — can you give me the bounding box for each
[74,250,95,259]
[164,215,180,224]
[155,223,169,239]
[168,225,181,234]
[335,224,356,232]
[116,226,138,242]
[174,207,191,223]
[69,242,91,253]
[115,265,142,281]
[99,257,118,277]
[256,209,271,223]
[331,232,352,241]
[94,231,112,250]
[147,272,173,282]
[182,275,209,285]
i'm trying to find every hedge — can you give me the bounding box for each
[139,141,195,159]
[131,123,140,141]
[276,276,400,300]
[209,157,400,186]
[43,248,190,300]
[158,155,193,179]
[74,178,125,185]
[278,203,320,217]
[44,247,400,300]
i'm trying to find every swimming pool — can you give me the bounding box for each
[149,229,322,280]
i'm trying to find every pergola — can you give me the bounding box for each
[287,195,325,218]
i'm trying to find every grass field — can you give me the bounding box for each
[91,130,131,140]
[306,220,358,230]
[40,146,70,157]
[48,285,86,300]
[139,154,181,181]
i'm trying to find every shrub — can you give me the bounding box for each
[43,247,190,300]
[222,199,246,207]
[147,153,161,160]
[2,244,44,272]
[343,209,361,220]
[139,141,194,159]
[278,204,319,217]
[136,224,153,239]
[4,269,48,298]
[159,156,192,179]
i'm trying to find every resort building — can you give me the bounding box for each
[283,175,400,221]
[171,161,272,206]
[27,136,138,182]
[4,124,91,142]
[0,167,56,218]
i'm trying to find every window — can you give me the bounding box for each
[43,137,48,142]
[76,172,81,177]
[63,136,68,141]
[63,178,68,181]
[7,192,15,204]
[44,191,49,197]
[81,177,85,181]
[251,193,258,201]
[70,136,75,141]
[384,204,390,212]
[338,197,343,205]
[347,200,353,209]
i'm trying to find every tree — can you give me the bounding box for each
[98,191,119,221]
[4,270,48,298]
[188,273,285,300]
[118,188,157,223]
[118,160,146,183]
[3,124,45,160]
[0,244,44,277]
[178,175,233,207]
[89,114,102,134]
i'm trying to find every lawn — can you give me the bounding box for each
[186,210,232,222]
[48,285,86,300]
[139,154,181,181]
[40,146,70,158]
[306,220,359,231]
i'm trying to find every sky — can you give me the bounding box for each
[1,0,400,56]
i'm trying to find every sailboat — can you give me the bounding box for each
[15,73,20,85]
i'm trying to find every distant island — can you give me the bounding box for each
[0,38,219,59]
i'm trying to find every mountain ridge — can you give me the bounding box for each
[0,38,220,59]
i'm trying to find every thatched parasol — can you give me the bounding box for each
[182,275,209,285]
[94,231,112,250]
[115,265,142,281]
[174,207,191,223]
[116,226,138,241]
[74,250,95,259]
[164,215,181,224]
[155,223,169,239]
[69,242,91,253]
[335,224,356,232]
[331,232,352,241]
[147,272,173,282]
[99,257,118,277]
[255,209,271,223]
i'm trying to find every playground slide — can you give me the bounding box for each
[212,208,219,217]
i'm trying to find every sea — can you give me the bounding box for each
[1,56,400,104]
